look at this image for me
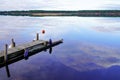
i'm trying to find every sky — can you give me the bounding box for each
[0,0,120,11]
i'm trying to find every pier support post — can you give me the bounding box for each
[36,33,39,40]
[49,39,52,54]
[24,48,29,60]
[43,41,47,52]
[11,38,15,47]
[4,44,10,77]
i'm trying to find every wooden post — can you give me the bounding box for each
[11,38,15,48]
[43,41,47,52]
[24,48,29,60]
[4,44,10,77]
[49,39,52,54]
[4,44,7,62]
[36,33,39,40]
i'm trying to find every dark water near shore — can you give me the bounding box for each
[0,16,120,80]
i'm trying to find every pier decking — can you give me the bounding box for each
[0,39,63,68]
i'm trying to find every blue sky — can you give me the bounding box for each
[0,0,120,11]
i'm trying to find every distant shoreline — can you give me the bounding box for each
[0,10,120,17]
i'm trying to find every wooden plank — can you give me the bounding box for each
[0,39,63,68]
[0,40,45,57]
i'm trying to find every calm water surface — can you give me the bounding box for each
[0,16,120,80]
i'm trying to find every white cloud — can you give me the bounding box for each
[0,0,120,10]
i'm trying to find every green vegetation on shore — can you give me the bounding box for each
[0,10,120,17]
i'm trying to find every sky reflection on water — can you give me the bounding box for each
[0,16,120,80]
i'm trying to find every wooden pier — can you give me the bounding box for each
[0,39,63,68]
[0,32,63,77]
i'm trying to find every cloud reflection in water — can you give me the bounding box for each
[0,16,120,80]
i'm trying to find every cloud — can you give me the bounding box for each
[0,0,120,10]
[93,26,120,32]
[54,41,120,72]
[101,3,120,10]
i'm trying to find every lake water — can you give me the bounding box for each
[0,16,120,80]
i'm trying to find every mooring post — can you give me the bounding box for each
[49,39,52,54]
[4,44,7,62]
[11,38,15,47]
[36,33,39,40]
[4,44,10,77]
[24,48,29,60]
